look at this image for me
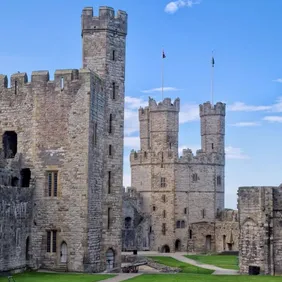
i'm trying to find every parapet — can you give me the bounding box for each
[139,107,149,121]
[199,101,226,117]
[81,6,127,35]
[148,97,180,112]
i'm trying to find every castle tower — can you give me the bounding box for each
[200,102,225,154]
[81,7,127,269]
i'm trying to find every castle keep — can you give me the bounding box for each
[0,6,127,273]
[125,97,239,253]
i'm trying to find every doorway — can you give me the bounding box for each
[60,242,68,263]
[206,235,212,251]
[106,249,115,270]
[175,239,181,252]
[161,245,170,253]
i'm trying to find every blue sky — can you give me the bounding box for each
[1,0,282,209]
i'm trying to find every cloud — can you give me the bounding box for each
[141,87,181,94]
[263,116,282,123]
[271,97,282,112]
[123,174,131,188]
[229,122,260,127]
[225,146,250,160]
[228,102,271,112]
[165,0,201,14]
[179,103,199,123]
[124,137,140,149]
[273,78,282,83]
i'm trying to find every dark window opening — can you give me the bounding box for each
[109,114,113,134]
[112,50,115,61]
[108,171,111,193]
[112,82,116,99]
[163,210,166,218]
[3,131,17,159]
[149,226,152,233]
[107,207,112,229]
[47,171,58,197]
[144,151,147,158]
[124,217,132,229]
[192,173,198,182]
[189,229,192,239]
[109,145,112,156]
[162,223,166,235]
[160,177,166,187]
[47,230,57,253]
[162,194,166,203]
[217,176,221,186]
[184,208,187,214]
[11,177,19,187]
[26,236,30,261]
[202,209,206,218]
[153,206,156,211]
[181,220,185,228]
[15,80,18,94]
[212,143,214,150]
[176,220,181,228]
[21,168,31,187]
[93,122,97,146]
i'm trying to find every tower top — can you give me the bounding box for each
[147,97,180,112]
[81,6,128,36]
[199,101,225,117]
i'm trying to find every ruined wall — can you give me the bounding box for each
[0,184,33,272]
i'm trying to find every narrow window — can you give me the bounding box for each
[189,229,192,239]
[212,143,214,150]
[109,145,112,156]
[107,207,112,229]
[108,171,111,193]
[47,171,58,197]
[160,177,166,188]
[184,208,187,215]
[21,168,31,187]
[112,50,115,61]
[109,114,112,134]
[163,210,166,218]
[93,122,97,146]
[153,206,156,211]
[202,209,206,218]
[144,151,147,158]
[217,176,221,186]
[192,173,198,182]
[176,221,181,229]
[169,142,172,149]
[15,80,18,95]
[181,220,185,228]
[162,223,166,235]
[60,77,64,90]
[162,195,166,203]
[47,230,57,253]
[112,82,116,99]
[149,226,152,233]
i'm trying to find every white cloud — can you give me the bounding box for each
[179,103,199,123]
[141,87,181,94]
[165,0,201,14]
[228,102,271,112]
[263,116,282,123]
[273,78,282,83]
[229,122,260,127]
[124,136,140,149]
[225,146,250,160]
[271,97,282,112]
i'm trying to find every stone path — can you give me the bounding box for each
[100,273,141,282]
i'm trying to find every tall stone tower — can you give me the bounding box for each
[81,7,127,268]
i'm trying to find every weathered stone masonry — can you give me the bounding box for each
[0,5,127,273]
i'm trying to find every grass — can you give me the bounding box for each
[186,254,239,270]
[147,256,213,274]
[127,274,282,282]
[0,272,114,282]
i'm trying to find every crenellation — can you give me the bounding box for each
[199,101,226,117]
[0,74,8,89]
[148,97,180,112]
[31,71,50,84]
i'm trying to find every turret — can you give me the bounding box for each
[139,107,150,151]
[200,102,225,154]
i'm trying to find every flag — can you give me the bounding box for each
[162,50,166,59]
[212,56,215,67]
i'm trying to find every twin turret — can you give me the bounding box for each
[81,6,128,36]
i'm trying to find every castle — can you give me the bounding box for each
[123,97,239,253]
[0,6,127,273]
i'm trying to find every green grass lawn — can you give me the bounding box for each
[0,272,114,282]
[147,256,213,274]
[186,254,239,270]
[127,274,282,282]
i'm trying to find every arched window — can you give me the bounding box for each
[124,217,132,229]
[192,173,198,182]
[181,220,185,228]
[176,220,181,229]
[3,131,17,159]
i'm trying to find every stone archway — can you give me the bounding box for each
[161,245,170,253]
[175,239,181,252]
[60,242,68,263]
[106,248,115,270]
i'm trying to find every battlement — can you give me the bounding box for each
[178,147,224,165]
[139,107,149,121]
[81,6,127,35]
[199,101,226,117]
[0,69,93,90]
[147,97,180,112]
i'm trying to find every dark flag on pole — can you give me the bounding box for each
[162,50,166,59]
[212,56,215,67]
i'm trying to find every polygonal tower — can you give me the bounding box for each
[81,6,127,270]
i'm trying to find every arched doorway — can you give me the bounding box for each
[60,242,68,263]
[106,249,115,270]
[175,239,181,252]
[161,245,170,253]
[25,237,30,261]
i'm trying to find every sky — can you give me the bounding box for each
[1,0,282,209]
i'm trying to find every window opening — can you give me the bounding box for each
[47,171,58,197]
[3,131,17,159]
[21,168,31,187]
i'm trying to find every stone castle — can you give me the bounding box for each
[123,98,239,253]
[0,6,127,273]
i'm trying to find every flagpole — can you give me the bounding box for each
[162,49,164,100]
[211,51,214,105]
